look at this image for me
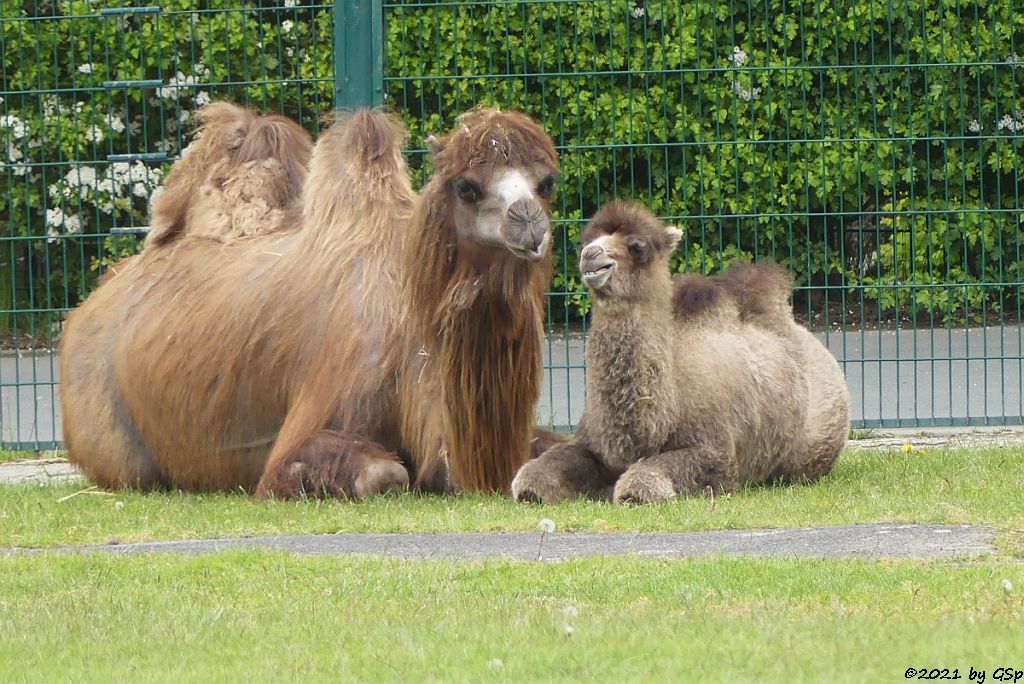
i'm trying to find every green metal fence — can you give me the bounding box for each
[2,0,1023,449]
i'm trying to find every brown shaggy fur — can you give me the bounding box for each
[60,106,560,498]
[146,102,312,246]
[512,200,850,505]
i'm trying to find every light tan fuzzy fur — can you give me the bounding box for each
[512,200,850,505]
[146,102,312,247]
[60,106,558,495]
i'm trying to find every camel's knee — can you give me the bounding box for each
[256,430,409,501]
[511,442,614,504]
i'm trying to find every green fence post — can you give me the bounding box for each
[334,0,383,108]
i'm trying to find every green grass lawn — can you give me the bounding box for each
[2,446,1022,554]
[2,445,1022,681]
[1,552,1021,681]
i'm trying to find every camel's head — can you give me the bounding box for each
[579,200,682,301]
[428,108,560,263]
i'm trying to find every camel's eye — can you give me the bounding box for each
[454,177,483,203]
[536,173,557,198]
[626,238,648,261]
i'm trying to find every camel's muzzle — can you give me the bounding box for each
[505,198,551,261]
[580,244,616,290]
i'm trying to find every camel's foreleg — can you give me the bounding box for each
[613,445,740,505]
[511,441,617,504]
[254,430,409,500]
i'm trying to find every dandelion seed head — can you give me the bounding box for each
[538,518,555,534]
[1003,578,1014,595]
[114,501,124,510]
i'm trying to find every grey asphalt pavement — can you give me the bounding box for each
[3,523,995,561]
[4,325,1024,445]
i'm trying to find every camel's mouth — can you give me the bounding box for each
[581,261,615,289]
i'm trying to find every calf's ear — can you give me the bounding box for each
[664,226,683,253]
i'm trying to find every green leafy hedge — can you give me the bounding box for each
[2,0,1023,335]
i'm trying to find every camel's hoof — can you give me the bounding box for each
[613,468,676,506]
[353,461,410,499]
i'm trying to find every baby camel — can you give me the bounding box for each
[512,200,850,505]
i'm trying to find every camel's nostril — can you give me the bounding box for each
[509,197,543,222]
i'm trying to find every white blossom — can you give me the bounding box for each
[281,19,294,33]
[730,46,749,67]
[157,71,197,100]
[997,113,1024,133]
[732,80,762,102]
[65,165,98,190]
[42,96,59,117]
[4,144,22,163]
[285,47,295,58]
[193,62,210,79]
[1008,53,1022,68]
[284,0,297,6]
[77,63,96,74]
[0,115,27,139]
[45,207,65,227]
[108,117,125,133]
[195,91,211,107]
[84,124,104,143]
[132,182,150,198]
[631,6,645,19]
[968,119,982,133]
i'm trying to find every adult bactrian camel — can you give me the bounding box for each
[145,101,313,247]
[60,107,563,497]
[511,200,850,505]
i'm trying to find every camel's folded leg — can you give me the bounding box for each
[613,445,740,506]
[254,430,409,500]
[511,441,616,504]
[529,426,569,460]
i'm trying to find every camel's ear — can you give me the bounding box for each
[664,225,683,252]
[425,134,446,155]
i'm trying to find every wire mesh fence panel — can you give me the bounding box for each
[2,0,1023,448]
[1,1,334,449]
[383,0,1024,430]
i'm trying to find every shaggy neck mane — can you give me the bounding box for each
[588,271,676,433]
[404,181,550,491]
